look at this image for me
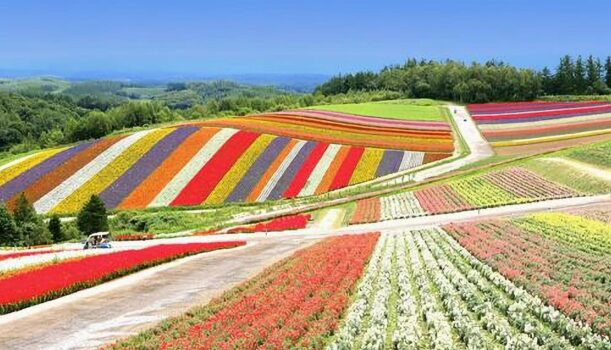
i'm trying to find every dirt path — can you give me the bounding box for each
[0,235,321,350]
[541,157,611,182]
[413,105,493,181]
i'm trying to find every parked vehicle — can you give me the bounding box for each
[83,232,112,249]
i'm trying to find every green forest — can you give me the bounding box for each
[1,55,610,155]
[317,55,611,101]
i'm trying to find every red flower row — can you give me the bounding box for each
[227,213,311,234]
[0,241,245,314]
[145,233,379,349]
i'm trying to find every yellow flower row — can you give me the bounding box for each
[0,148,68,187]
[52,128,175,213]
[349,148,384,185]
[204,134,275,205]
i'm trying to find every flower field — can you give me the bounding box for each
[329,230,609,349]
[0,242,245,314]
[200,109,454,152]
[444,212,611,337]
[349,197,381,225]
[468,101,611,147]
[0,109,453,214]
[104,225,611,349]
[0,248,72,262]
[350,167,580,224]
[109,233,379,349]
[113,233,155,241]
[226,213,311,233]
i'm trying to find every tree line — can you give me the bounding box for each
[2,55,610,154]
[0,85,396,154]
[0,194,109,247]
[316,55,611,102]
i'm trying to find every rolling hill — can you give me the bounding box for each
[0,106,453,214]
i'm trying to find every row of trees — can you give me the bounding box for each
[0,86,391,154]
[541,55,611,95]
[315,56,611,102]
[0,92,181,153]
[0,194,108,247]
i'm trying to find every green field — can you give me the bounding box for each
[309,99,445,122]
[522,157,609,194]
[0,77,70,94]
[566,141,611,168]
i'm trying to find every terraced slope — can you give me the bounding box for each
[0,109,453,214]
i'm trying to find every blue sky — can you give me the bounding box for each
[1,0,610,76]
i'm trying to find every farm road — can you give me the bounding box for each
[0,235,321,350]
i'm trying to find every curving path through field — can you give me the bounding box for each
[1,194,609,349]
[0,235,321,350]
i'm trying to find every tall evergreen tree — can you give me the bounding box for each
[13,193,38,226]
[540,67,554,94]
[77,195,109,235]
[605,57,611,87]
[48,214,63,242]
[585,55,602,90]
[12,193,51,246]
[0,205,19,246]
[574,56,586,94]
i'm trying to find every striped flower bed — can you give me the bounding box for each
[201,109,454,153]
[0,110,453,214]
[349,167,581,224]
[468,101,611,147]
[0,242,245,314]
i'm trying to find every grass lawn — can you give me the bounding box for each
[308,99,446,122]
[566,141,611,168]
[522,157,610,194]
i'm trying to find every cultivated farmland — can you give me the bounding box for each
[350,166,580,224]
[0,108,453,214]
[469,101,611,149]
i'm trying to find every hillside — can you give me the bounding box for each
[0,102,454,214]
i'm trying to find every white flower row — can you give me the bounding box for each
[413,230,536,350]
[298,144,341,197]
[257,140,306,202]
[149,128,238,207]
[398,151,425,171]
[434,227,610,350]
[381,191,425,220]
[328,234,388,349]
[392,234,420,349]
[34,130,153,214]
[406,231,456,350]
[361,234,394,349]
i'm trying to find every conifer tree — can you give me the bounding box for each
[77,195,109,235]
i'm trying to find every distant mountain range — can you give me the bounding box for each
[0,70,330,93]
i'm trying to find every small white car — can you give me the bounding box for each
[83,232,112,249]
